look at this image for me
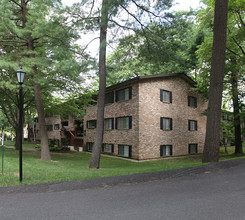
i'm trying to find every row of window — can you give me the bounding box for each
[87,117,197,131]
[86,143,132,158]
[160,90,197,107]
[46,124,60,131]
[105,87,132,104]
[160,144,198,156]
[87,116,132,130]
[160,118,198,131]
[104,87,197,108]
[86,143,198,158]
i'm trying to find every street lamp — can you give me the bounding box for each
[16,65,26,182]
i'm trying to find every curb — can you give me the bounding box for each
[0,158,245,194]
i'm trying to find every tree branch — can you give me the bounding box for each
[9,0,22,8]
[232,36,245,55]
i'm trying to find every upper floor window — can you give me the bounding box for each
[105,118,114,130]
[160,145,173,156]
[116,116,132,130]
[188,96,197,108]
[188,120,197,131]
[116,87,132,102]
[105,91,114,104]
[87,120,96,129]
[160,89,172,103]
[189,144,198,154]
[46,125,53,131]
[54,124,60,130]
[160,117,173,130]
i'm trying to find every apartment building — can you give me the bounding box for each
[84,73,208,160]
[35,115,83,148]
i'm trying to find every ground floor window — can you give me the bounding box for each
[160,145,172,156]
[189,144,198,154]
[86,142,94,152]
[103,144,114,153]
[118,145,132,158]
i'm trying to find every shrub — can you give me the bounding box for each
[49,145,70,152]
[61,138,69,146]
[35,143,70,152]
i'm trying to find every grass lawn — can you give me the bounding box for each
[0,141,244,187]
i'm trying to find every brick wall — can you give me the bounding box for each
[36,116,61,144]
[84,83,140,158]
[84,74,207,160]
[138,77,207,159]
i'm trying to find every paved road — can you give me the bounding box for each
[0,159,245,220]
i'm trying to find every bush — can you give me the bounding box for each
[61,138,69,146]
[35,143,70,152]
[49,139,58,148]
[49,145,70,152]
[35,144,41,150]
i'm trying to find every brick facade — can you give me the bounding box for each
[84,73,207,160]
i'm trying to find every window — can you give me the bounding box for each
[87,120,96,129]
[188,120,197,131]
[86,142,94,152]
[105,118,114,130]
[54,124,60,130]
[188,96,197,108]
[160,90,172,103]
[116,87,132,102]
[46,125,53,131]
[103,144,114,153]
[105,92,114,104]
[189,144,198,154]
[160,145,173,156]
[116,116,132,129]
[160,117,172,130]
[118,145,132,158]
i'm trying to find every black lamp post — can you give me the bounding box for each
[16,65,26,182]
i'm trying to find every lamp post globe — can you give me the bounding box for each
[16,66,26,85]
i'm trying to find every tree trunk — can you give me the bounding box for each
[21,0,51,161]
[33,83,51,161]
[89,0,109,169]
[15,126,20,150]
[231,70,243,154]
[202,0,229,163]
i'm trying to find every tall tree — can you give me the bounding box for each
[0,0,91,160]
[202,0,229,163]
[69,0,173,168]
[89,0,109,169]
[196,0,244,155]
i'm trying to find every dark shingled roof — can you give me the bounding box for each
[106,72,196,91]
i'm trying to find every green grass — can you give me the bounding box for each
[0,141,244,187]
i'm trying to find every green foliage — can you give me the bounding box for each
[49,145,70,152]
[195,0,245,101]
[35,140,70,152]
[106,10,201,85]
[61,138,69,146]
[0,0,96,136]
